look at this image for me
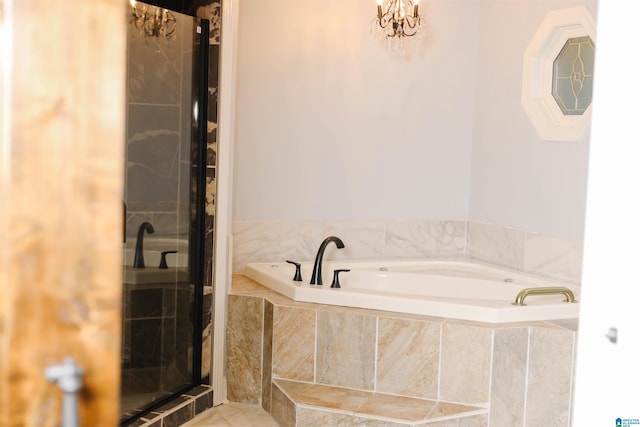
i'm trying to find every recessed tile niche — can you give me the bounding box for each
[522,7,596,141]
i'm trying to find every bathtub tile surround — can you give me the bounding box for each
[261,300,274,414]
[316,310,377,390]
[228,275,578,426]
[376,317,440,399]
[232,221,387,271]
[525,326,575,425]
[272,380,486,426]
[440,322,493,404]
[523,233,583,285]
[489,328,529,425]
[468,221,583,285]
[272,306,316,382]
[385,220,467,259]
[226,294,264,404]
[232,220,466,272]
[467,222,526,271]
[233,219,583,284]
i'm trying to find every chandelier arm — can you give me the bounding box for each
[403,16,420,30]
[374,1,423,42]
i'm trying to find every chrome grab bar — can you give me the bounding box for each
[512,286,577,306]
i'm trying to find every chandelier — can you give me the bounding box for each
[129,0,177,41]
[373,0,423,53]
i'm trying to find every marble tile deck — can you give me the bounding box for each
[274,379,487,425]
[181,402,280,427]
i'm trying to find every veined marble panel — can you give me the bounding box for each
[275,379,486,426]
[316,310,376,390]
[232,275,577,426]
[272,306,316,382]
[376,317,441,399]
[489,328,528,426]
[524,233,583,284]
[270,382,297,427]
[384,220,467,259]
[262,301,274,413]
[525,326,575,426]
[297,408,409,427]
[226,295,264,404]
[414,413,488,427]
[233,220,468,272]
[440,322,493,404]
[127,12,184,105]
[232,220,583,285]
[468,221,525,271]
[232,221,388,273]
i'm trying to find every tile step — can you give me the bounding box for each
[273,379,488,426]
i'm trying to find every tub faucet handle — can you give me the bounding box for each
[286,260,303,281]
[331,269,350,289]
[159,251,178,269]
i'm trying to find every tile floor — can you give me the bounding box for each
[182,402,280,427]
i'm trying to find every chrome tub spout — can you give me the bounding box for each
[512,286,577,306]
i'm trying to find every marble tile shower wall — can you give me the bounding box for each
[232,220,583,284]
[125,13,193,240]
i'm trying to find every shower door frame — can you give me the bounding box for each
[211,0,240,406]
[120,7,210,425]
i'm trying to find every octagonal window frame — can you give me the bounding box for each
[521,7,597,141]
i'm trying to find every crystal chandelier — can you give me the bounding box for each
[372,0,423,53]
[129,0,177,41]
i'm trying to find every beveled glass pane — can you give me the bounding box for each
[552,36,595,115]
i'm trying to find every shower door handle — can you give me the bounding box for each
[45,358,84,427]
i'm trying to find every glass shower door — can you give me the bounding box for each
[120,2,207,422]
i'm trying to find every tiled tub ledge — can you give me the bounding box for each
[272,379,487,427]
[227,274,578,427]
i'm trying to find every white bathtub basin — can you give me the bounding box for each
[244,259,580,323]
[122,237,190,284]
[123,237,189,268]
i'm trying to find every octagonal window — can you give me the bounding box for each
[552,36,595,115]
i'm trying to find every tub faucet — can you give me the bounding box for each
[133,221,155,268]
[310,236,345,285]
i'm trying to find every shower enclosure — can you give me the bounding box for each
[120,3,209,423]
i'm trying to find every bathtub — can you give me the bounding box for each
[123,237,189,268]
[243,260,580,323]
[122,237,190,285]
